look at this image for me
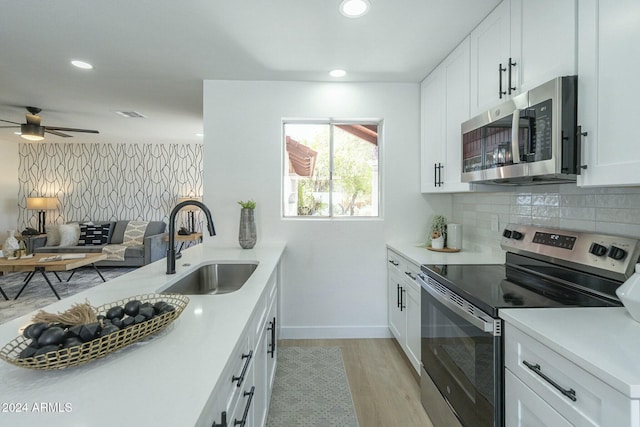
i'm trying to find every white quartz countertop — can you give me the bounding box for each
[0,242,285,427]
[501,307,640,399]
[386,242,505,266]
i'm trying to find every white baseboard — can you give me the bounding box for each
[280,325,392,340]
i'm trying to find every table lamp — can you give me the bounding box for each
[177,197,202,234]
[26,197,58,234]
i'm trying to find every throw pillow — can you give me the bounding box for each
[44,224,61,247]
[59,223,81,247]
[78,224,110,246]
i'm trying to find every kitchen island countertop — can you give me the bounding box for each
[0,242,285,427]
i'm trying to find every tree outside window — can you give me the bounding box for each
[283,120,380,218]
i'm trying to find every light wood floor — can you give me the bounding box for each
[279,338,434,427]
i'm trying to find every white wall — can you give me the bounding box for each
[0,138,19,241]
[204,81,449,338]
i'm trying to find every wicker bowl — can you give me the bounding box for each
[0,293,189,370]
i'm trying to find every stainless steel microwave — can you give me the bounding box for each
[461,76,578,184]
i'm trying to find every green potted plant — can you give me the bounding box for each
[430,214,447,249]
[237,200,257,249]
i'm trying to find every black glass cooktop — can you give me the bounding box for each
[421,256,622,318]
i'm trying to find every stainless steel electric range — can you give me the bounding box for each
[417,224,640,427]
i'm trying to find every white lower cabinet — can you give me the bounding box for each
[506,370,572,427]
[209,271,279,427]
[387,249,421,374]
[504,322,631,427]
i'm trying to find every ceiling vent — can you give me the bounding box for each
[115,111,146,118]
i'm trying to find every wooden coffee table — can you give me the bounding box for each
[0,253,107,300]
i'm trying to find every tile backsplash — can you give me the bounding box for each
[451,184,640,252]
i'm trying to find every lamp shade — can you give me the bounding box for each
[177,197,202,211]
[26,197,58,210]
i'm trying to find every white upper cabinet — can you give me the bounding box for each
[510,0,577,94]
[421,37,472,193]
[470,1,511,115]
[470,0,577,116]
[577,0,640,187]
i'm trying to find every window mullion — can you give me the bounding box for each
[329,122,334,217]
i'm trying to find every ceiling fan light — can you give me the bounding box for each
[340,0,370,18]
[20,123,45,141]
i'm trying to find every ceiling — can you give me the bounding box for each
[0,0,500,145]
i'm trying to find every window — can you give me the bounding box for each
[283,119,380,218]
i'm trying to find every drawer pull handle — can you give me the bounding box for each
[404,271,416,280]
[234,386,255,426]
[523,360,577,402]
[232,350,253,387]
[388,260,399,266]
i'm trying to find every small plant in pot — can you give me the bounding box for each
[430,215,447,249]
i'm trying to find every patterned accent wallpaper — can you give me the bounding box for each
[17,143,203,229]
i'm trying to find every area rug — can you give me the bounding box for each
[0,267,135,325]
[267,346,359,427]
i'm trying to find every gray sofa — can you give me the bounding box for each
[32,220,167,267]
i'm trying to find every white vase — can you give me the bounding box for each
[431,236,445,250]
[3,230,19,257]
[616,264,640,323]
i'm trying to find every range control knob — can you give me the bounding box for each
[502,229,512,238]
[511,230,524,240]
[588,242,608,257]
[608,245,627,261]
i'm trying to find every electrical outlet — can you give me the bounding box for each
[490,215,499,232]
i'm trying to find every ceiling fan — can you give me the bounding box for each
[0,106,99,141]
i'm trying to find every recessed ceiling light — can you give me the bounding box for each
[330,69,347,78]
[339,0,370,18]
[195,133,204,137]
[71,60,93,70]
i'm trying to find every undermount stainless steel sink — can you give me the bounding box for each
[161,262,258,295]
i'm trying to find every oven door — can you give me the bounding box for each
[419,274,503,427]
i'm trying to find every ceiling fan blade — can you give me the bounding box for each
[0,125,19,128]
[44,129,72,137]
[45,126,99,134]
[26,114,41,126]
[0,119,21,125]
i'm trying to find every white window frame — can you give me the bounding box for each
[281,118,383,220]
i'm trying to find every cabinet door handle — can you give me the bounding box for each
[400,288,406,311]
[397,284,401,308]
[267,316,276,358]
[508,57,517,94]
[212,411,227,427]
[577,125,588,173]
[523,360,577,402]
[232,350,253,387]
[434,163,443,187]
[499,63,507,98]
[388,260,399,266]
[234,386,255,427]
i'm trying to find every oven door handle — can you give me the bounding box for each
[420,276,499,335]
